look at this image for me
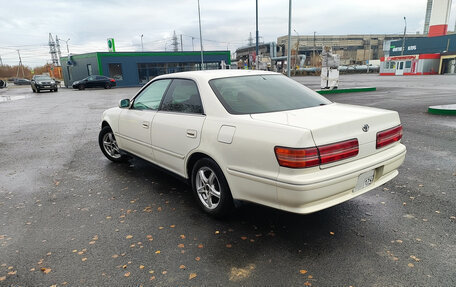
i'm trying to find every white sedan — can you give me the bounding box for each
[99,70,406,217]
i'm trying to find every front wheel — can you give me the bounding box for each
[191,158,234,217]
[99,126,123,162]
[78,84,85,90]
[104,83,111,89]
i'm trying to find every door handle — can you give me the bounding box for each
[142,122,149,129]
[186,129,197,138]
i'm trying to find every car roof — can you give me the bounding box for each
[154,69,280,82]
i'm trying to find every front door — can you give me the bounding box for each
[395,61,404,75]
[117,79,172,160]
[151,79,205,177]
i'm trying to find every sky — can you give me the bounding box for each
[1,0,456,67]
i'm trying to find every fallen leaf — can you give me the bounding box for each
[198,244,204,248]
[124,272,131,277]
[189,273,197,279]
[300,270,308,274]
[180,235,186,239]
[139,265,145,269]
[229,264,255,281]
[30,268,35,271]
[72,250,77,253]
[241,236,247,240]
[162,271,167,275]
[215,230,220,234]
[150,276,156,280]
[179,265,186,269]
[41,267,51,274]
[149,270,155,274]
[7,271,17,275]
[155,250,161,254]
[178,243,185,248]
[0,276,5,281]
[195,257,201,261]
[126,235,133,239]
[396,240,403,244]
[46,252,52,256]
[408,263,414,268]
[226,244,232,248]
[329,232,335,235]
[89,241,96,245]
[82,258,87,262]
[112,254,119,258]
[106,216,112,219]
[170,225,175,228]
[77,251,84,255]
[158,227,164,230]
[308,275,313,279]
[304,282,312,286]
[410,255,420,262]
[435,211,440,214]
[122,265,127,269]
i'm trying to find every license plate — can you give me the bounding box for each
[354,170,375,192]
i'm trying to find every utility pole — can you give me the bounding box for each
[198,0,204,69]
[180,34,183,51]
[16,50,25,78]
[401,16,407,56]
[172,31,179,52]
[191,37,195,51]
[141,34,144,52]
[255,0,259,70]
[56,35,62,66]
[0,55,3,66]
[287,0,292,77]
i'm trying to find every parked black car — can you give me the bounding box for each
[72,75,116,90]
[31,75,58,93]
[0,79,6,89]
[14,78,31,85]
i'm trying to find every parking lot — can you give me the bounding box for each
[0,74,455,286]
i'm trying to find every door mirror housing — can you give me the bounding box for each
[119,99,130,108]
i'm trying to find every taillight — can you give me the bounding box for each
[319,139,359,165]
[376,125,402,149]
[110,79,115,82]
[274,147,319,168]
[274,138,359,168]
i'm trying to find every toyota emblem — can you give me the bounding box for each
[362,124,369,132]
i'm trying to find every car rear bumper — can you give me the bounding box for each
[275,143,406,214]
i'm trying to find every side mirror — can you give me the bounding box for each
[119,99,130,108]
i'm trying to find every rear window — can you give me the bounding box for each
[209,75,331,114]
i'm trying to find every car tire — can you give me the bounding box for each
[104,83,111,89]
[79,85,85,90]
[36,88,40,93]
[54,88,58,92]
[98,126,123,162]
[32,87,36,93]
[191,158,234,217]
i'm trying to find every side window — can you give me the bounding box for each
[132,79,171,110]
[160,79,203,114]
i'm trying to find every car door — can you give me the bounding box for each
[151,79,206,177]
[117,79,172,161]
[85,76,96,88]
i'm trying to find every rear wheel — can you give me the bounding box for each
[99,126,123,162]
[54,88,58,92]
[78,84,85,90]
[104,83,111,89]
[191,158,233,217]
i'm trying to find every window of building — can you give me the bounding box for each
[67,66,71,80]
[87,64,93,76]
[405,61,411,69]
[161,79,203,114]
[109,63,123,81]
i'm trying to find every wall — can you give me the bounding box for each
[61,53,99,88]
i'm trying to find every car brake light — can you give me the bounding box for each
[110,79,115,82]
[318,139,359,165]
[275,138,359,168]
[274,147,319,168]
[376,125,402,149]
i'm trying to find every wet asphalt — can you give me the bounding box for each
[0,74,455,286]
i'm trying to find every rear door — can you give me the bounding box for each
[151,79,205,177]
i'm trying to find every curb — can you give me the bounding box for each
[428,104,456,115]
[316,87,376,95]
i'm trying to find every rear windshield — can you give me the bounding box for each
[35,76,52,81]
[209,74,331,114]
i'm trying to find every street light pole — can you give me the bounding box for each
[197,0,204,70]
[141,34,144,52]
[255,0,259,70]
[401,16,407,56]
[287,0,292,77]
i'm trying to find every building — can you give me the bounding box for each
[235,42,278,67]
[380,33,456,75]
[380,0,456,76]
[60,51,231,88]
[276,34,426,66]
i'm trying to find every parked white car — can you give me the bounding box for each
[99,70,406,217]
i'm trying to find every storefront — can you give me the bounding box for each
[60,51,231,88]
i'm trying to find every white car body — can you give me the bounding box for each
[100,70,406,214]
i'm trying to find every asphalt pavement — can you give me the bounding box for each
[0,74,455,286]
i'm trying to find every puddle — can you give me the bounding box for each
[0,95,31,102]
